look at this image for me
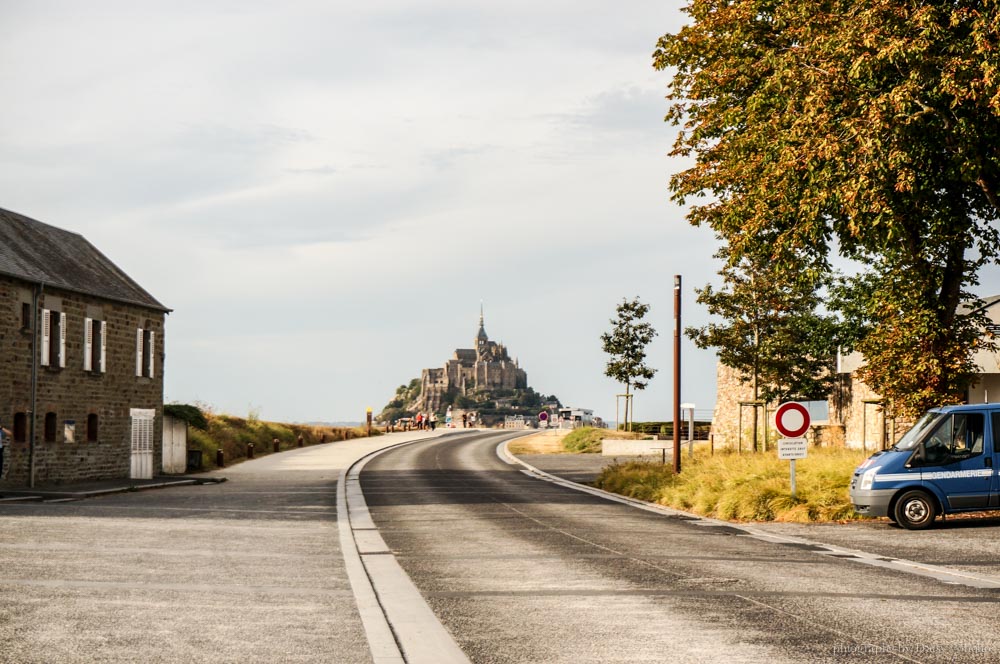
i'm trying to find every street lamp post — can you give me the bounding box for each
[673,275,682,474]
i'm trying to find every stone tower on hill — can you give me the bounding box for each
[415,308,528,414]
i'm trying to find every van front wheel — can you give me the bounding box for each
[894,490,937,530]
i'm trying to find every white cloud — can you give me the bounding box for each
[0,1,714,422]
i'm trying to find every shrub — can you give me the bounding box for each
[181,409,381,469]
[593,446,868,523]
[164,403,208,430]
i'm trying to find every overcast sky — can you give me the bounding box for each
[0,1,730,423]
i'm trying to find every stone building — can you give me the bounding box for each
[415,309,527,414]
[710,295,1000,450]
[0,207,169,486]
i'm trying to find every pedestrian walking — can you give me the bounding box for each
[430,413,437,431]
[462,413,468,428]
[416,413,423,430]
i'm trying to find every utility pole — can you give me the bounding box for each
[673,274,682,474]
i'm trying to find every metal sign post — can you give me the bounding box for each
[681,402,695,460]
[777,438,807,498]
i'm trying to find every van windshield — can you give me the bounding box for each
[893,411,944,450]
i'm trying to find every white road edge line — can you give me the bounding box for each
[498,441,1000,591]
[338,435,472,664]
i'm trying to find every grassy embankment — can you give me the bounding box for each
[507,427,640,455]
[167,404,379,470]
[516,426,869,523]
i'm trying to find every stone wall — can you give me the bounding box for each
[710,363,771,450]
[0,276,165,485]
[712,361,914,451]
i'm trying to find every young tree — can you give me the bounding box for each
[690,253,842,403]
[655,1,1000,415]
[601,298,658,430]
[689,250,842,450]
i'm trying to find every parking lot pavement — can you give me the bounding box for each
[0,431,445,664]
[518,451,1000,581]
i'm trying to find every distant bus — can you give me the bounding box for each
[558,407,593,428]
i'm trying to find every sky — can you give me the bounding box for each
[1,1,737,423]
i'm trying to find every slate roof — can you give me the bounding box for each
[0,207,169,312]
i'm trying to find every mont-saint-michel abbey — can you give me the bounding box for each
[414,309,528,414]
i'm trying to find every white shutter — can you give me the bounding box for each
[99,321,107,374]
[136,328,144,377]
[59,312,67,368]
[41,309,51,367]
[148,331,155,378]
[84,318,93,371]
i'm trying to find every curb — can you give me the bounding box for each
[498,441,1000,591]
[0,477,227,502]
[337,432,472,664]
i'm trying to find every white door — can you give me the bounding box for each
[130,408,155,479]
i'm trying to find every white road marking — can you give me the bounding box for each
[338,436,472,664]
[500,442,1000,591]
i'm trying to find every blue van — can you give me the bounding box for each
[850,403,1000,529]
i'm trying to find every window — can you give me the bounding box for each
[920,413,984,465]
[87,414,99,442]
[84,319,106,373]
[13,412,27,443]
[136,328,154,378]
[40,309,66,368]
[44,412,57,442]
[21,302,31,330]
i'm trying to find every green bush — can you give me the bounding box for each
[164,403,208,430]
[562,427,605,453]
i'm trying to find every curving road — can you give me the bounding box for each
[361,431,1000,664]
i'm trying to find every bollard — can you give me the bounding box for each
[297,435,303,448]
[216,448,224,467]
[247,443,254,459]
[273,438,279,454]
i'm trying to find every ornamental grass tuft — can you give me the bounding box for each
[593,445,869,523]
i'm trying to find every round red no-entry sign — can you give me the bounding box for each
[538,412,548,421]
[775,402,810,438]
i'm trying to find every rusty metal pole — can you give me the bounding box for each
[673,274,682,475]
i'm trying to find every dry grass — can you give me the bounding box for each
[508,429,571,454]
[187,412,378,469]
[562,426,647,453]
[594,446,870,523]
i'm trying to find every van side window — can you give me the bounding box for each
[955,413,984,455]
[993,413,1000,454]
[922,413,984,465]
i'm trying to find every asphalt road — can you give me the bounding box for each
[0,432,437,664]
[362,431,1000,663]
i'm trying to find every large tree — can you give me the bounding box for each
[601,298,658,430]
[655,0,1000,415]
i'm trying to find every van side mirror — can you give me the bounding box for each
[911,442,926,466]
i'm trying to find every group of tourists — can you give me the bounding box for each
[414,412,437,431]
[391,409,481,432]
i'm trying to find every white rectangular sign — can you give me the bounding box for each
[777,437,807,460]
